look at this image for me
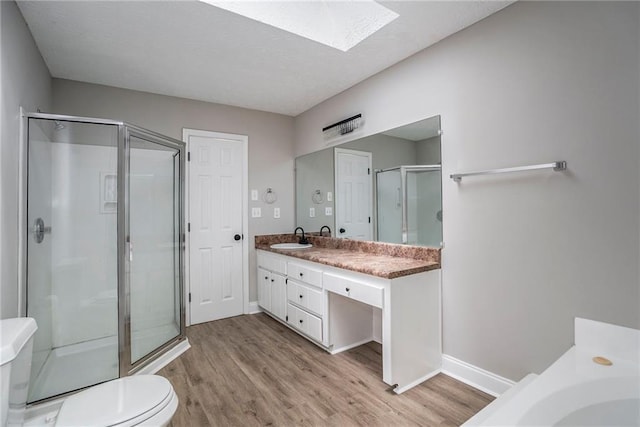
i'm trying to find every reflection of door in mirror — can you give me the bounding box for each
[334,148,372,240]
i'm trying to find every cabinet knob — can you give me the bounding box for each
[345,287,350,292]
[299,319,304,324]
[264,276,268,280]
[299,272,304,277]
[299,294,303,299]
[271,279,274,282]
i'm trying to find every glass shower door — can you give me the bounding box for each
[26,118,120,402]
[127,131,183,366]
[376,169,403,243]
[406,168,442,246]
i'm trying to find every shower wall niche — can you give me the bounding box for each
[24,113,186,403]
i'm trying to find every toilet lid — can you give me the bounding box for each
[56,375,173,427]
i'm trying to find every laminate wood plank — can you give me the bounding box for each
[160,314,493,426]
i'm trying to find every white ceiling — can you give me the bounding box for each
[17,1,513,116]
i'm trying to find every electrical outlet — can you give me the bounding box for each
[325,207,332,216]
[252,207,261,218]
[309,207,315,218]
[251,189,259,201]
[273,207,280,218]
[327,192,333,202]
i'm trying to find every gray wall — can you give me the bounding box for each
[294,1,640,381]
[1,1,52,318]
[52,79,295,305]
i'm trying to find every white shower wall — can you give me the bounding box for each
[51,143,118,347]
[50,143,179,352]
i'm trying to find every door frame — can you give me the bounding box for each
[334,148,373,240]
[182,128,249,326]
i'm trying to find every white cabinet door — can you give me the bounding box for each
[271,274,287,321]
[257,267,272,312]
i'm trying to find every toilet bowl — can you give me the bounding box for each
[0,317,179,427]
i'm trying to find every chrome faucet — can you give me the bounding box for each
[320,225,331,237]
[294,227,309,244]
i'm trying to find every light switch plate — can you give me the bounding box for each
[252,207,261,218]
[325,207,332,216]
[251,189,258,201]
[327,192,333,202]
[309,207,315,218]
[273,207,280,218]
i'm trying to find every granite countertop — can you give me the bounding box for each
[255,234,440,279]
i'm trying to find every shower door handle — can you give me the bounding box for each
[32,218,51,243]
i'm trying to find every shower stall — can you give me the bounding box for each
[22,112,186,403]
[376,165,442,246]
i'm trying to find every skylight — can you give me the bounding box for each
[200,1,399,52]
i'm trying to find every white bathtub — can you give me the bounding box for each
[465,318,640,426]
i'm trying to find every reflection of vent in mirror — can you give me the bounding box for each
[312,190,323,204]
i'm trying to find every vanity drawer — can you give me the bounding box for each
[287,303,322,342]
[287,279,323,316]
[287,262,322,288]
[257,251,287,275]
[323,273,384,309]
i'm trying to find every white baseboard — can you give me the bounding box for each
[441,354,515,397]
[394,369,440,394]
[330,338,373,355]
[248,300,262,314]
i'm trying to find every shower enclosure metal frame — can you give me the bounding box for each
[375,165,442,244]
[19,111,187,397]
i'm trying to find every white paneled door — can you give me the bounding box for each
[184,129,247,325]
[334,148,373,240]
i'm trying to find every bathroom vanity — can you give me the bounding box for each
[255,235,441,394]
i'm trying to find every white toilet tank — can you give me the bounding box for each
[0,318,37,427]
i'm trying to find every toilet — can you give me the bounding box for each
[0,318,178,427]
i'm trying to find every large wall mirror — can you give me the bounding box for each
[295,115,442,247]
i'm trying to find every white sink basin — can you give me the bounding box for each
[270,243,313,250]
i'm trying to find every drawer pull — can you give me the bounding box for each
[346,287,350,292]
[299,272,304,277]
[299,294,303,299]
[299,319,304,324]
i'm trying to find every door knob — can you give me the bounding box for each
[234,234,242,241]
[339,228,346,234]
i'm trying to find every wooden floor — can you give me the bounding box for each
[160,314,493,426]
